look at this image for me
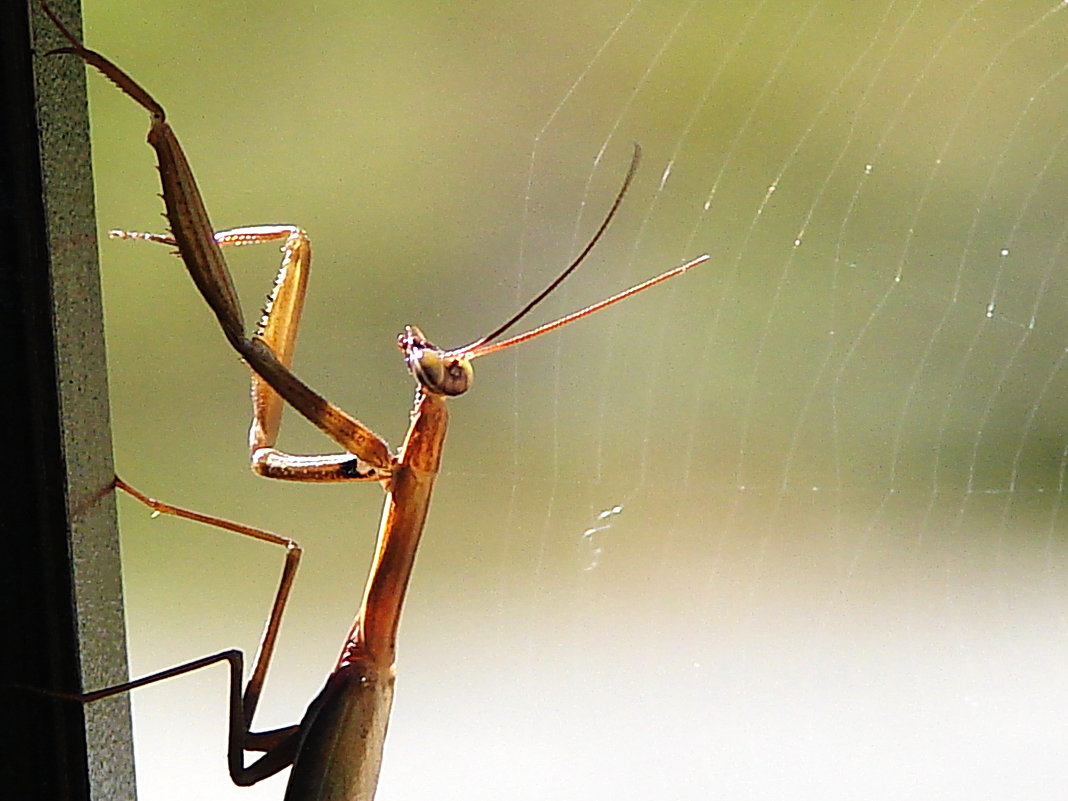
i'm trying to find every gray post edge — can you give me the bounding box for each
[1,1,136,799]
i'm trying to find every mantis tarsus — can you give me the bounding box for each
[42,4,709,799]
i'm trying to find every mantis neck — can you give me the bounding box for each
[339,391,449,670]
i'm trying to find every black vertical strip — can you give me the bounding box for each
[0,1,91,797]
[0,2,134,800]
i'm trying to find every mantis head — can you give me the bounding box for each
[399,326,474,397]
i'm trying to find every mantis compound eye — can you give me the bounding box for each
[398,325,474,396]
[414,351,473,397]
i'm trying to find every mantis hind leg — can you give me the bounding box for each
[112,477,297,732]
[29,475,305,785]
[49,647,300,784]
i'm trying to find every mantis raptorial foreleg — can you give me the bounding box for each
[45,7,395,477]
[113,224,391,483]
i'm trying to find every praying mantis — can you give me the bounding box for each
[42,4,709,799]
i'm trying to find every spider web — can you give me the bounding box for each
[88,1,1068,799]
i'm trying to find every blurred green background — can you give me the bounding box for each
[68,0,1068,798]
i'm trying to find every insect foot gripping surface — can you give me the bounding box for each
[284,660,396,801]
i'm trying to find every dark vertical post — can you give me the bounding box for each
[0,2,136,799]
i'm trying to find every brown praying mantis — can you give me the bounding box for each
[42,4,709,799]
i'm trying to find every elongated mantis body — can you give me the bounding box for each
[42,5,709,799]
